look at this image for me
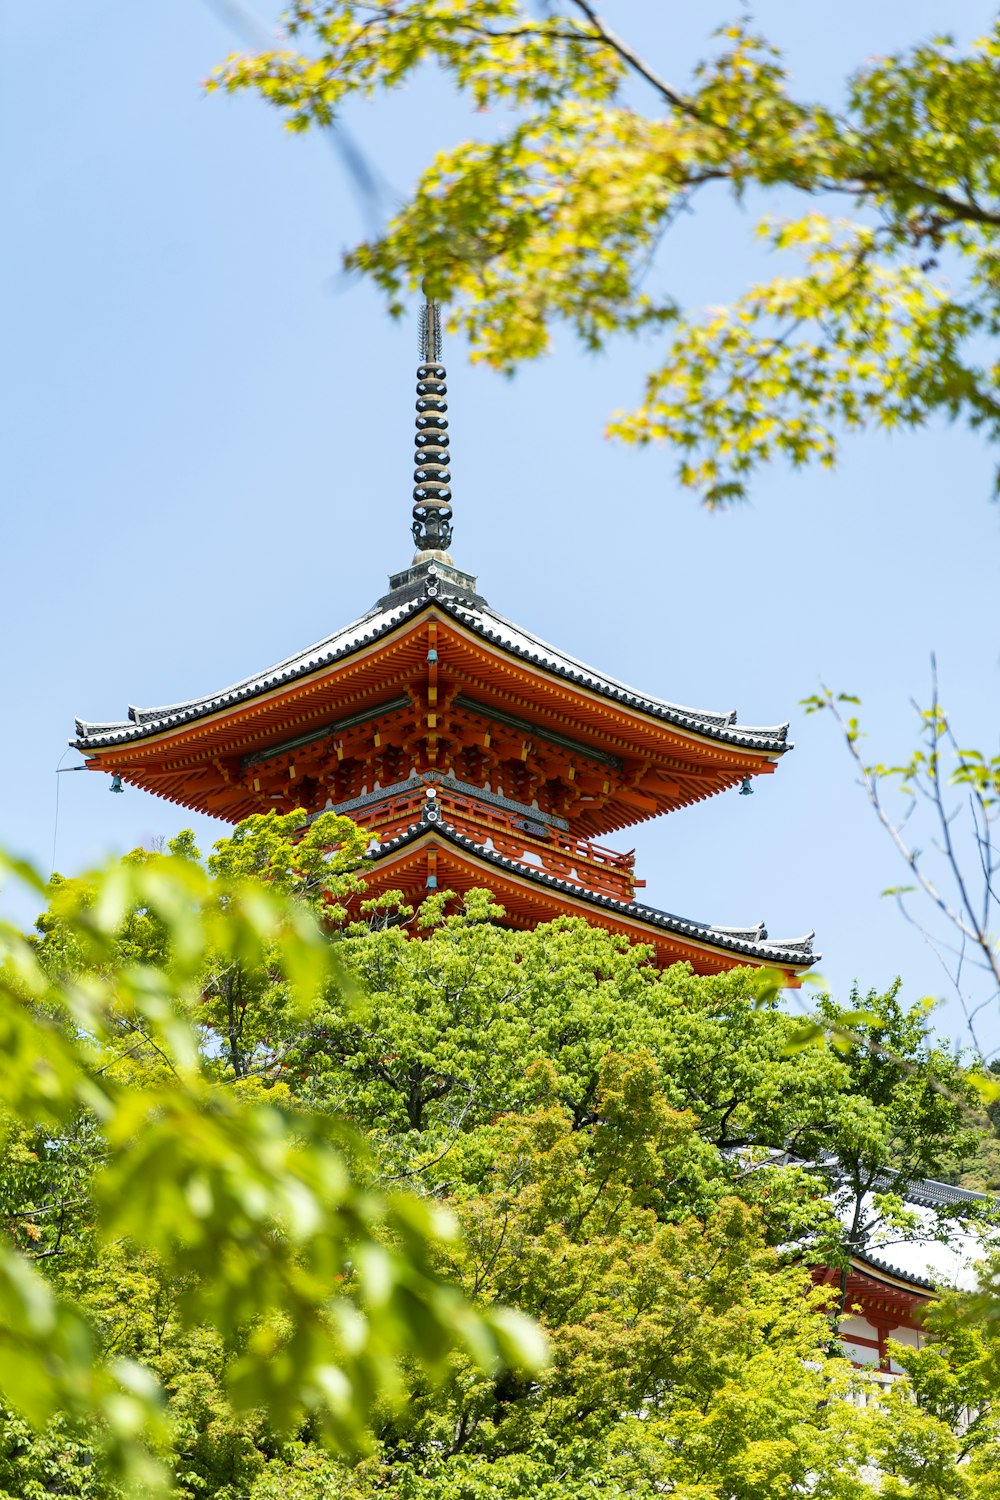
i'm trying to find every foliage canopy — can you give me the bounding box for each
[2,812,999,1494]
[0,819,542,1494]
[214,2,1000,504]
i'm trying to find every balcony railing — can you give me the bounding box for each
[338,785,639,902]
[844,1369,901,1409]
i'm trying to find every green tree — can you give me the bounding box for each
[811,985,984,1303]
[215,2,1000,504]
[330,1061,858,1499]
[245,902,1000,1497]
[8,814,1000,1496]
[851,1289,1000,1497]
[316,898,986,1270]
[0,834,542,1495]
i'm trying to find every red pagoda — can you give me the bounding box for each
[76,305,986,1374]
[73,302,816,984]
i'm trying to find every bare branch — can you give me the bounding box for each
[817,678,1000,1063]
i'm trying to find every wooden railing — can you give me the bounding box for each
[350,787,639,903]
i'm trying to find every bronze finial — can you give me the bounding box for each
[412,297,453,563]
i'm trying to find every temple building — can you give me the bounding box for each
[815,1175,985,1377]
[72,303,990,1374]
[72,301,816,984]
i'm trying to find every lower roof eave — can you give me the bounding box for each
[363,819,817,980]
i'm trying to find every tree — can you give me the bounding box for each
[213,2,1000,505]
[7,814,999,1495]
[805,683,1000,1073]
[335,907,987,1267]
[326,1062,857,1499]
[0,829,542,1495]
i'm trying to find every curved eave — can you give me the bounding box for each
[850,1252,935,1296]
[813,1256,933,1329]
[73,598,424,752]
[566,774,763,841]
[365,818,817,976]
[445,600,790,754]
[873,1174,988,1212]
[73,595,791,760]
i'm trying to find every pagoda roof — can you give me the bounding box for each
[366,812,817,972]
[73,578,790,757]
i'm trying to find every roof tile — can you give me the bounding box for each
[72,593,791,755]
[370,815,818,968]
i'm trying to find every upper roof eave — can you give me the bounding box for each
[72,589,791,756]
[72,596,422,751]
[441,599,791,752]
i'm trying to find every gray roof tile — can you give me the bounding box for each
[369,814,818,968]
[72,592,792,755]
[852,1250,937,1292]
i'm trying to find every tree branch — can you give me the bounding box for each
[566,0,695,114]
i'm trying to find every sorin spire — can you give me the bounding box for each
[411,298,453,563]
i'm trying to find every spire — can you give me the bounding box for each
[411,297,454,564]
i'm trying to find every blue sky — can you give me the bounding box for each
[5,1,1000,1052]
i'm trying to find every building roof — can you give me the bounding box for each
[884,1175,986,1212]
[851,1249,937,1293]
[825,1172,991,1295]
[367,809,818,970]
[73,568,791,757]
[73,597,419,751]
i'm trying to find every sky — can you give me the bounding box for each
[4,1,1000,1053]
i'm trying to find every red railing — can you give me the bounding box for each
[351,788,638,903]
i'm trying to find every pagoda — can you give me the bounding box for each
[72,302,816,983]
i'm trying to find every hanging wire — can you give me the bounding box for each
[53,750,72,876]
[52,754,88,877]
